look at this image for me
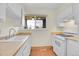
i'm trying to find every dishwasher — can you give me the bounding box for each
[52,35,67,56]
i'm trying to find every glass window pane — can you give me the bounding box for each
[27,20,35,29]
[36,20,43,28]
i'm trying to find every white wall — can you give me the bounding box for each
[24,9,57,47]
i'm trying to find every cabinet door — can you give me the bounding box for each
[16,36,32,56]
[73,4,79,25]
[16,46,24,56]
[67,39,79,56]
[6,4,22,26]
[56,4,72,27]
[22,37,32,56]
[22,40,29,56]
[0,3,6,23]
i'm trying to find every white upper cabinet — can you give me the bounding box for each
[7,4,22,19]
[6,4,22,26]
[56,4,72,27]
[73,4,79,25]
[0,4,6,23]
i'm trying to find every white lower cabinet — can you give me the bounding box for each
[16,36,32,56]
[51,35,79,56]
[67,39,79,56]
[16,46,23,56]
[22,37,32,56]
[51,35,66,56]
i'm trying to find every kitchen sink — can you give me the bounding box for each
[0,35,29,42]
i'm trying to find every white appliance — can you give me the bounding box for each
[52,35,66,56]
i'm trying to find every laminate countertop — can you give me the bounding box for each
[0,35,29,56]
[65,35,79,41]
[52,33,79,41]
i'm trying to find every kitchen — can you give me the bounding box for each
[0,3,79,56]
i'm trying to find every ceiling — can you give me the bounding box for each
[22,3,64,10]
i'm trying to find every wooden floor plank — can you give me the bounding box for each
[30,46,56,56]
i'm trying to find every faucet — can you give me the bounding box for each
[9,28,16,38]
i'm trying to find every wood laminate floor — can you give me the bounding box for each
[30,46,56,56]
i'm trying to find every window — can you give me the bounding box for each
[23,16,46,29]
[36,20,43,28]
[27,20,35,29]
